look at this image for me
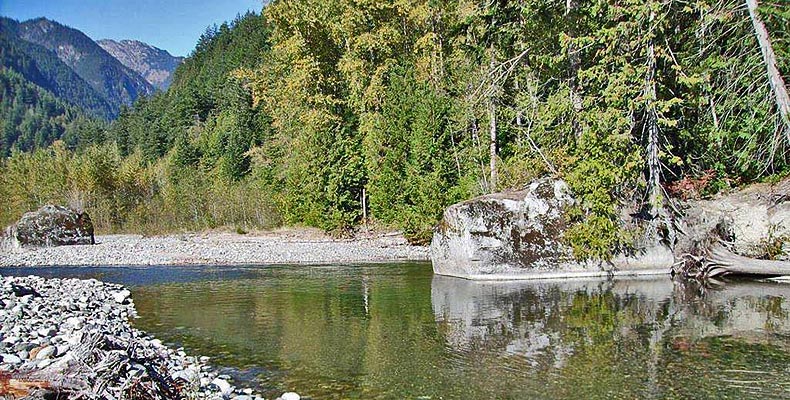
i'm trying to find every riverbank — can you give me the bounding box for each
[0,275,276,399]
[0,229,429,267]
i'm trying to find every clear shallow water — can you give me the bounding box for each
[5,264,790,399]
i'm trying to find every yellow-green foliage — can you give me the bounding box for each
[0,142,279,234]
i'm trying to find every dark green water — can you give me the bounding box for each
[6,264,790,399]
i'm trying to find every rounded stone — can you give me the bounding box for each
[281,392,300,400]
[35,345,56,360]
[1,353,22,364]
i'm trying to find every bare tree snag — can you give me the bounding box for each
[641,5,675,249]
[488,55,498,192]
[488,99,497,192]
[645,33,662,219]
[746,0,790,141]
[471,118,489,193]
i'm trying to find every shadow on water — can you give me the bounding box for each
[4,264,790,399]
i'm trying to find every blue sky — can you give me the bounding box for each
[0,0,263,56]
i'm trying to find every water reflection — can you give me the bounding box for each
[5,264,790,399]
[432,275,790,399]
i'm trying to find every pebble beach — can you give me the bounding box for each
[0,230,429,267]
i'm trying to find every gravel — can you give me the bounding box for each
[0,275,302,399]
[0,231,429,267]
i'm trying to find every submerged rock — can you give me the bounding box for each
[4,205,95,248]
[431,178,672,279]
[280,392,301,400]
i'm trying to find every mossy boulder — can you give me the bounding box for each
[5,205,95,248]
[431,178,672,279]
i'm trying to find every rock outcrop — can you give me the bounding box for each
[678,179,790,258]
[431,176,790,280]
[672,178,790,279]
[5,205,95,248]
[430,178,672,280]
[97,39,184,90]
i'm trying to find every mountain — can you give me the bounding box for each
[13,17,154,114]
[0,17,115,118]
[97,39,184,90]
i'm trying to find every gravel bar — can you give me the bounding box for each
[0,231,429,267]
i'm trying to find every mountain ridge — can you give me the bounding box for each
[0,16,186,119]
[0,17,115,118]
[97,39,183,90]
[14,17,155,113]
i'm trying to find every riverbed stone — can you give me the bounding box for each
[211,378,233,396]
[112,289,131,304]
[4,205,95,248]
[35,345,56,360]
[37,327,56,337]
[280,392,301,400]
[1,353,22,364]
[0,275,263,399]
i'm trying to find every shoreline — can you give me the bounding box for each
[0,275,273,399]
[0,230,430,267]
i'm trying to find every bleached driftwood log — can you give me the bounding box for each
[674,243,790,280]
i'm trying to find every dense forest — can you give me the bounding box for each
[0,68,106,156]
[1,1,788,258]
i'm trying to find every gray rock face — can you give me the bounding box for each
[679,179,790,258]
[431,178,672,280]
[97,39,184,90]
[5,205,95,248]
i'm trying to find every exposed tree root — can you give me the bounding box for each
[673,242,790,280]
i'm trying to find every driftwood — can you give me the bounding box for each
[0,332,189,400]
[674,242,790,280]
[0,373,54,398]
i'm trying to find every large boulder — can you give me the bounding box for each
[678,178,790,258]
[5,205,95,248]
[431,178,672,279]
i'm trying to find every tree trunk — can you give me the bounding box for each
[746,0,790,141]
[471,118,488,193]
[488,96,497,192]
[488,55,498,192]
[644,34,662,218]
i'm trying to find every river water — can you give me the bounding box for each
[6,263,790,399]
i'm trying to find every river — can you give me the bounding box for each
[5,263,790,399]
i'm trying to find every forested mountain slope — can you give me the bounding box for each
[0,17,114,118]
[13,17,154,114]
[0,68,105,156]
